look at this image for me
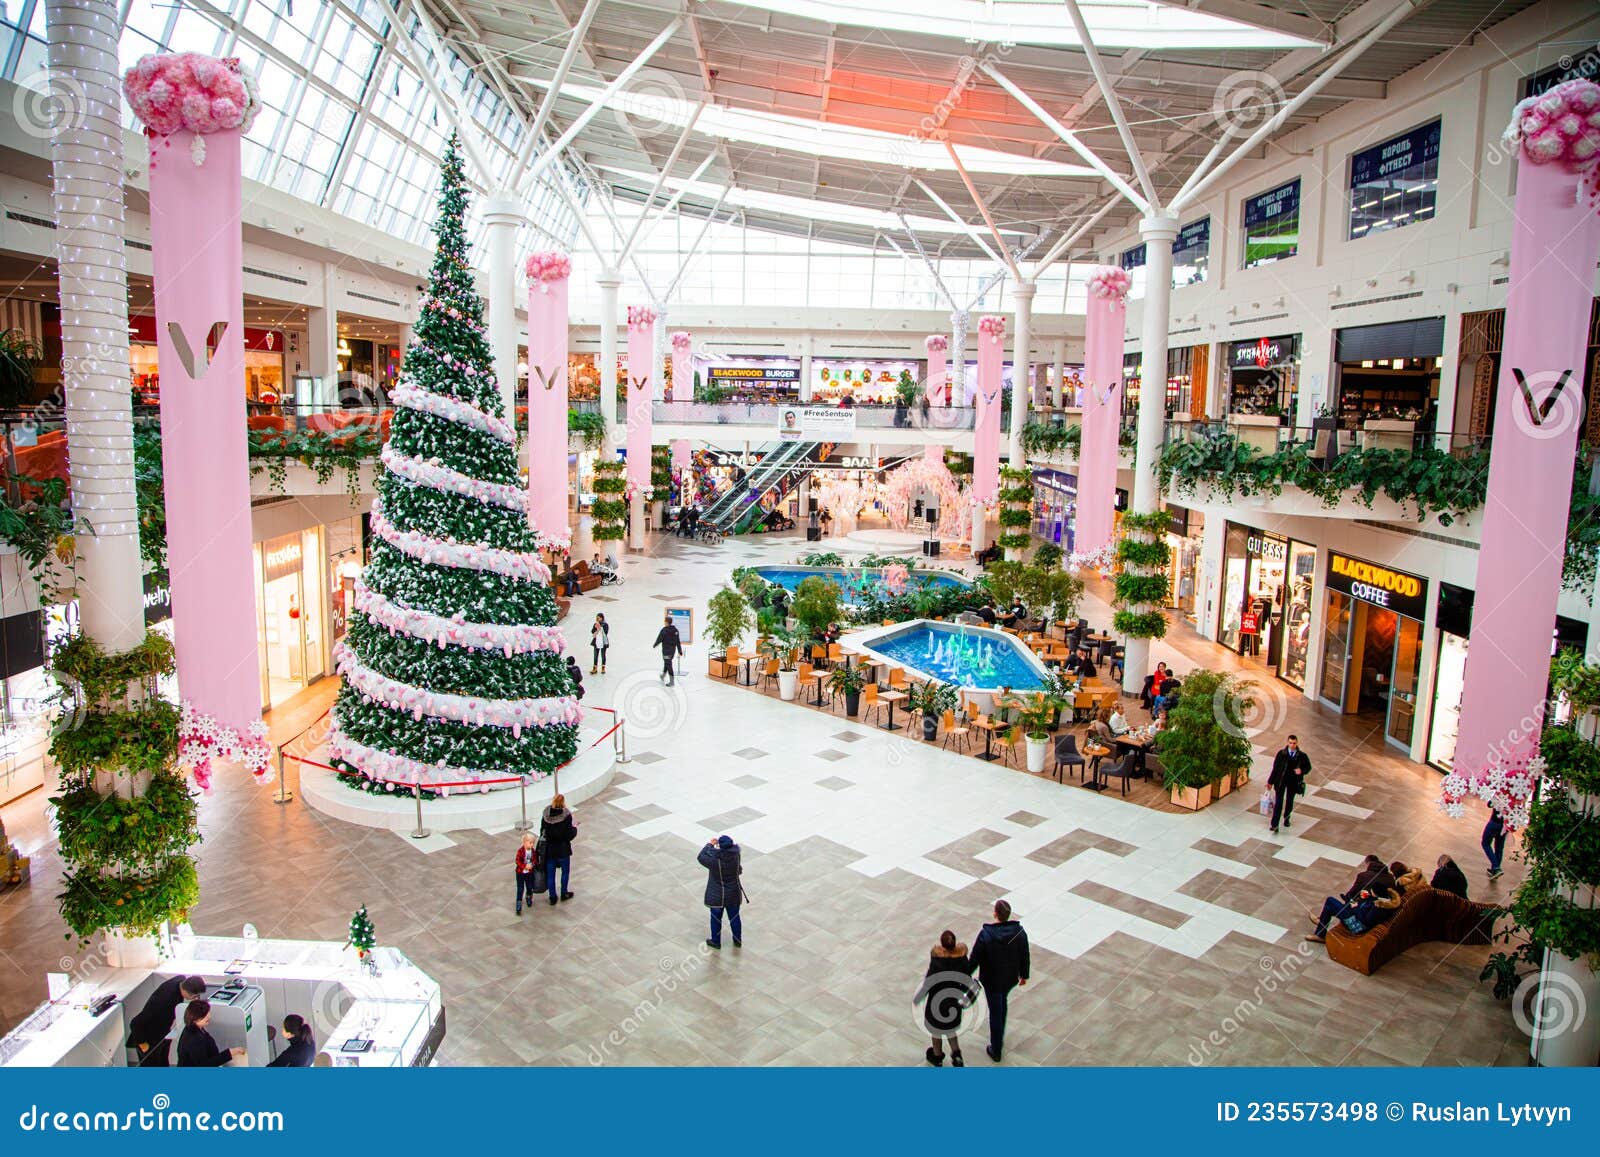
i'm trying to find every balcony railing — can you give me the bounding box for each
[650,400,977,431]
[1162,417,1491,458]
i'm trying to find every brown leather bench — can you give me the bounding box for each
[1324,885,1499,976]
[550,560,602,594]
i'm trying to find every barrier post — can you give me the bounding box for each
[515,775,532,832]
[410,786,430,840]
[273,746,293,805]
[615,719,630,764]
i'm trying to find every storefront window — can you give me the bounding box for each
[1427,630,1468,771]
[256,528,326,709]
[1227,335,1299,418]
[1172,218,1210,287]
[1348,120,1440,240]
[1165,506,1203,622]
[1320,592,1353,709]
[1242,179,1300,268]
[1280,542,1316,689]
[1322,551,1429,749]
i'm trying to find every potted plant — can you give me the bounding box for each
[1018,694,1061,773]
[907,680,959,741]
[1155,669,1254,810]
[705,586,752,676]
[827,663,868,716]
[759,627,803,701]
[790,575,843,644]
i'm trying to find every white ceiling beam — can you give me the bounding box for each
[627,152,718,252]
[511,0,604,174]
[663,186,734,301]
[1031,197,1116,277]
[1062,0,1159,210]
[892,219,958,311]
[913,178,1005,269]
[518,16,685,195]
[373,0,496,183]
[1170,0,1421,213]
[979,61,1149,215]
[617,104,706,261]
[941,139,1021,281]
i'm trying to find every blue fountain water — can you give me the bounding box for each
[869,623,1046,691]
[753,566,969,601]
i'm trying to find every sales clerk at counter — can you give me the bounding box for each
[127,973,206,1067]
[177,1000,245,1067]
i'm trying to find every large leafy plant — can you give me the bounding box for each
[1155,669,1254,790]
[706,586,752,653]
[790,575,844,639]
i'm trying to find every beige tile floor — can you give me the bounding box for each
[0,529,1533,1066]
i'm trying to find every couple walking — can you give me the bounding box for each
[915,900,1030,1065]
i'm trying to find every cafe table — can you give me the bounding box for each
[737,651,762,686]
[1112,730,1156,776]
[973,715,1007,761]
[1082,742,1114,789]
[877,688,908,730]
[800,667,829,706]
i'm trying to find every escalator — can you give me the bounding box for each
[700,440,819,531]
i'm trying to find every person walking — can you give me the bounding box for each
[653,612,683,686]
[540,794,577,905]
[1482,807,1507,879]
[513,831,539,915]
[565,655,585,701]
[1267,734,1311,834]
[914,930,976,1067]
[969,899,1029,1063]
[698,834,743,949]
[590,613,610,674]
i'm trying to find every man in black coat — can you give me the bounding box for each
[653,613,683,686]
[698,834,743,949]
[127,974,206,1067]
[969,899,1029,1063]
[1266,734,1311,833]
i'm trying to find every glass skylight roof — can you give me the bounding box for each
[723,0,1324,50]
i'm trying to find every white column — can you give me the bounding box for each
[1052,341,1067,409]
[799,336,813,403]
[597,270,621,451]
[1123,212,1178,695]
[47,0,142,651]
[307,264,340,400]
[1433,309,1463,450]
[1009,280,1034,467]
[483,191,523,425]
[950,310,968,403]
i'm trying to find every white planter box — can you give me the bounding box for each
[1025,736,1049,773]
[778,670,799,701]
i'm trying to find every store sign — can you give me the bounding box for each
[1242,180,1300,230]
[143,574,171,626]
[1327,551,1427,619]
[1120,244,1146,270]
[1164,504,1191,537]
[1349,120,1441,189]
[262,534,304,583]
[1245,533,1287,561]
[707,365,800,384]
[777,406,856,440]
[1174,217,1210,256]
[1231,336,1295,369]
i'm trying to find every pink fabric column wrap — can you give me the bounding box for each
[1443,126,1600,824]
[972,317,1004,505]
[625,308,656,488]
[149,127,268,782]
[1076,287,1126,554]
[525,258,570,544]
[670,332,691,474]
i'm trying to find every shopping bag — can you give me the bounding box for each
[1258,790,1273,817]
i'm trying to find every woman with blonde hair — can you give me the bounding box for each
[540,793,578,906]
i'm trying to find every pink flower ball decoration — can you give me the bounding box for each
[123,52,260,140]
[1504,79,1600,172]
[925,334,948,353]
[627,305,658,327]
[1086,265,1132,302]
[978,315,1006,340]
[525,250,572,283]
[671,330,693,353]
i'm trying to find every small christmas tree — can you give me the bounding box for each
[326,135,578,795]
[347,904,376,957]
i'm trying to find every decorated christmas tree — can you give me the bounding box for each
[347,904,376,957]
[327,136,578,795]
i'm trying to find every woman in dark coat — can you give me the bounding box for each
[267,1014,316,1067]
[176,1000,243,1067]
[914,930,976,1066]
[697,835,743,949]
[540,794,577,905]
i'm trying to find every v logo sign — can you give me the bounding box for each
[1095,383,1119,407]
[1512,367,1573,426]
[531,364,562,392]
[167,321,229,380]
[630,375,650,392]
